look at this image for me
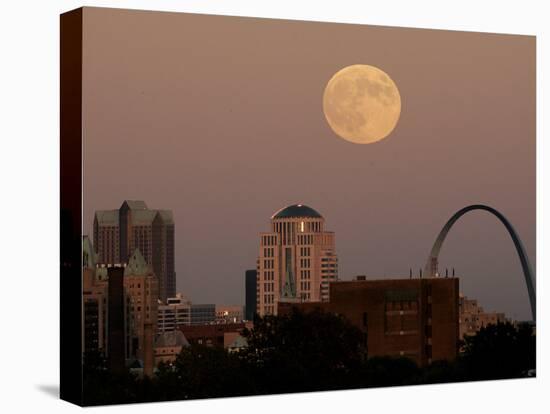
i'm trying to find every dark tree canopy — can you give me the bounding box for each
[82,313,536,405]
[240,308,367,392]
[460,321,535,380]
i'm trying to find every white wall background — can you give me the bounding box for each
[0,0,548,412]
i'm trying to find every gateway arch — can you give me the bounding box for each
[424,204,536,321]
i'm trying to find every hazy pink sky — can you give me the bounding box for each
[82,7,535,320]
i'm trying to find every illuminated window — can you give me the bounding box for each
[300,221,304,232]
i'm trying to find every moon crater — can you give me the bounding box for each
[323,64,401,144]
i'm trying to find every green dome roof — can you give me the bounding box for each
[272,204,323,219]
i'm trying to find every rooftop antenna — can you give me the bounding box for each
[445,268,449,278]
[452,267,455,277]
[419,268,423,279]
[409,268,412,279]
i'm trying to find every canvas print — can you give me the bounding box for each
[60,6,536,406]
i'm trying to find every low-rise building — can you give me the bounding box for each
[459,295,507,339]
[179,323,251,348]
[278,277,460,367]
[190,304,216,325]
[157,294,191,334]
[215,305,244,324]
[154,330,190,366]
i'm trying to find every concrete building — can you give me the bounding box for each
[459,295,508,339]
[93,200,175,302]
[215,305,244,324]
[278,277,460,367]
[245,269,257,320]
[157,294,191,334]
[257,204,338,316]
[190,304,216,325]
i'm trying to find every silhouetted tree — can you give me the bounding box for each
[240,308,367,393]
[80,317,536,405]
[459,321,535,380]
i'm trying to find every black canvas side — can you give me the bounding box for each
[60,7,83,406]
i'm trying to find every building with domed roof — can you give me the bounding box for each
[257,204,338,316]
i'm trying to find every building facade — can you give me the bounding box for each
[190,304,216,325]
[123,249,159,375]
[278,277,460,367]
[93,200,176,302]
[82,236,108,355]
[179,323,250,348]
[245,269,257,320]
[154,330,190,366]
[459,295,507,339]
[82,235,159,376]
[157,294,192,334]
[257,204,338,316]
[215,305,245,324]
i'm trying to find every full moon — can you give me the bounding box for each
[323,64,401,144]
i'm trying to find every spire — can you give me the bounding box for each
[124,249,151,276]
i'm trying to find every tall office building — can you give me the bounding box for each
[245,269,257,320]
[93,200,176,301]
[257,204,338,316]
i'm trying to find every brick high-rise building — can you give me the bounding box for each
[123,249,159,372]
[257,204,338,316]
[82,235,159,375]
[279,277,460,367]
[93,200,175,301]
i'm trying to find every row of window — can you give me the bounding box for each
[261,235,277,246]
[297,234,316,245]
[300,281,311,291]
[299,247,311,256]
[300,258,311,268]
[264,305,275,315]
[275,221,323,244]
[263,294,275,304]
[262,271,275,281]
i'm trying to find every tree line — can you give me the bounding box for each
[83,309,535,405]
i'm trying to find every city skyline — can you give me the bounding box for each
[82,8,535,320]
